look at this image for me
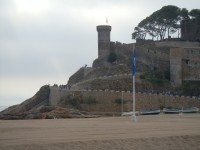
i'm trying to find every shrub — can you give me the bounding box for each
[115,98,122,104]
[107,52,117,63]
[181,81,200,96]
[83,97,97,105]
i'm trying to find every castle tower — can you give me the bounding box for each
[96,25,111,59]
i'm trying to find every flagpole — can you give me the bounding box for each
[132,48,137,122]
[132,74,137,122]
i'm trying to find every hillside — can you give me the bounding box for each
[1,40,199,119]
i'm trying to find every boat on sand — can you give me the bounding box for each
[163,108,181,114]
[182,107,199,113]
[140,109,160,115]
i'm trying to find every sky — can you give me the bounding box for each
[0,0,200,107]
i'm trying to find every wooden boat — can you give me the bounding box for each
[122,111,139,116]
[140,109,160,115]
[163,108,181,114]
[182,107,199,113]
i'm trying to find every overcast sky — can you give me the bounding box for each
[0,0,199,107]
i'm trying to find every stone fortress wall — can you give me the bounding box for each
[182,47,200,80]
[95,25,200,85]
[135,40,200,72]
[49,86,200,112]
[53,24,200,113]
[135,41,170,71]
[181,19,200,41]
[96,25,111,59]
[170,47,200,86]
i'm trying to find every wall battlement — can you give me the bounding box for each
[49,87,200,112]
[96,25,111,32]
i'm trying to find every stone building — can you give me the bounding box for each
[170,47,200,86]
[93,24,200,86]
[181,19,200,41]
[96,25,112,59]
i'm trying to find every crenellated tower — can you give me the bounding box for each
[96,25,111,59]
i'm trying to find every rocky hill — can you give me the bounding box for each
[0,85,50,119]
[0,85,100,119]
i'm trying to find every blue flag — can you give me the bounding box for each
[132,48,136,76]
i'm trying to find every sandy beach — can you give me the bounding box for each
[0,114,200,150]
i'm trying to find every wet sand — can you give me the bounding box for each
[0,114,200,150]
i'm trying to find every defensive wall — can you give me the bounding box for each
[135,41,170,71]
[135,40,200,85]
[110,41,133,55]
[170,47,200,85]
[181,19,200,41]
[49,87,200,112]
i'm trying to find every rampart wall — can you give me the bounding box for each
[182,47,200,80]
[136,42,170,71]
[49,87,200,112]
[135,40,200,72]
[170,47,200,85]
[181,19,200,41]
[110,41,134,55]
[155,41,200,48]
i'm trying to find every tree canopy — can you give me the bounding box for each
[132,5,200,40]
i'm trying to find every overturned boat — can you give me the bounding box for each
[163,108,181,114]
[182,107,199,113]
[140,109,160,115]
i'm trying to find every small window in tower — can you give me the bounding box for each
[191,50,193,54]
[187,50,189,54]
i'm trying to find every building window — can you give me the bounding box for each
[187,50,189,54]
[185,60,189,64]
[191,50,193,54]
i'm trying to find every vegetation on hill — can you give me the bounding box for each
[68,67,85,85]
[180,81,200,97]
[58,94,97,109]
[132,5,200,40]
[139,70,170,87]
[107,52,117,63]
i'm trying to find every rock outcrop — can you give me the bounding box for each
[0,85,100,120]
[0,85,50,119]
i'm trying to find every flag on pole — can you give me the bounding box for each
[132,48,136,76]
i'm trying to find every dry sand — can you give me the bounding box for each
[0,114,200,150]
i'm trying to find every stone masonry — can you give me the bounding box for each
[170,47,200,86]
[49,87,200,112]
[96,25,111,59]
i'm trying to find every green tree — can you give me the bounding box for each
[180,8,189,20]
[189,9,200,19]
[132,5,182,40]
[107,52,117,63]
[154,5,180,39]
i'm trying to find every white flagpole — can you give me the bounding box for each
[132,49,137,122]
[132,75,137,122]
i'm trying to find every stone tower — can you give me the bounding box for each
[96,25,112,59]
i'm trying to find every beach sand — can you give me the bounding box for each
[0,114,200,150]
